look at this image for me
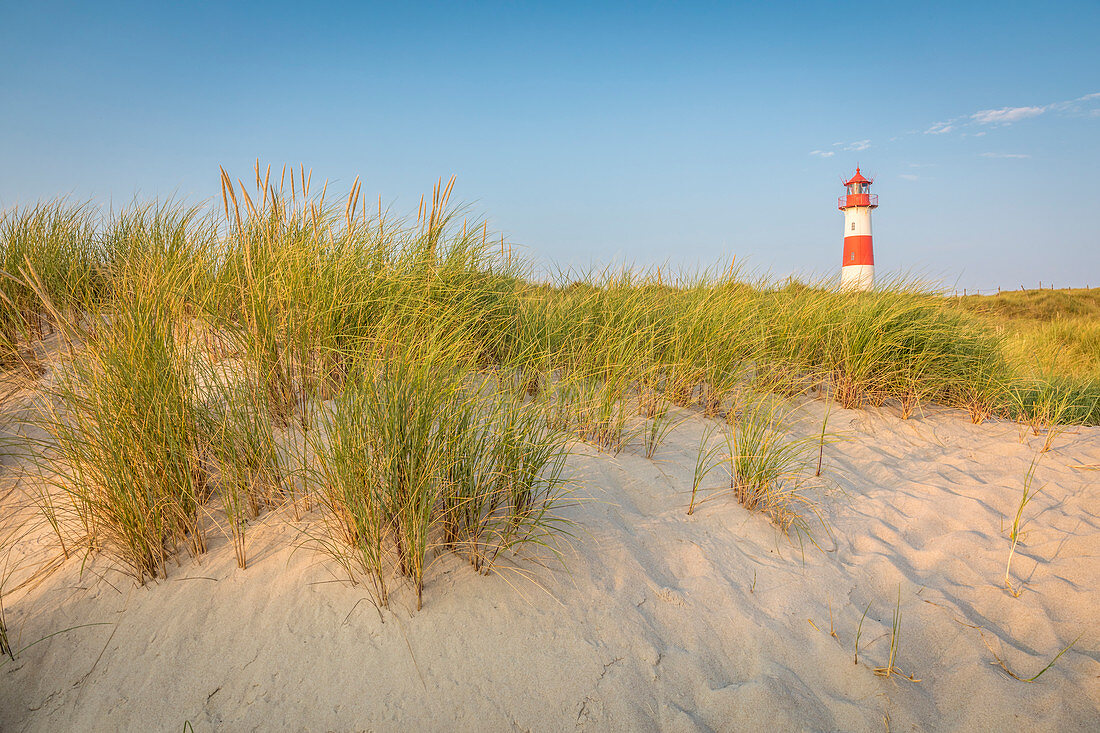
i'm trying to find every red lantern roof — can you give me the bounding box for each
[844,167,872,186]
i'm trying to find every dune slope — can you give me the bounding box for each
[1,403,1098,731]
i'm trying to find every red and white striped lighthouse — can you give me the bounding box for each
[838,168,877,291]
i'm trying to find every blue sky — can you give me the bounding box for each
[2,1,1098,290]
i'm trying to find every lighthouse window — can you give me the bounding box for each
[851,222,855,231]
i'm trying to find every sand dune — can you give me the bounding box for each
[2,401,1098,731]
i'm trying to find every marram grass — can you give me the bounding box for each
[1,167,1097,604]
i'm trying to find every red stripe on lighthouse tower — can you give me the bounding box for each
[843,235,874,265]
[838,168,877,291]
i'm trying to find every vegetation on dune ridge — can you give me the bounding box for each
[0,166,1096,607]
[955,288,1100,424]
[955,287,1100,322]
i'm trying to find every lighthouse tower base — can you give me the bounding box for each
[841,264,874,291]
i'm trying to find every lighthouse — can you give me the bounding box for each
[838,168,877,291]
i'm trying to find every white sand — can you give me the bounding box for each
[2,401,1098,731]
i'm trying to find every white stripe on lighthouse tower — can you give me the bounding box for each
[839,167,877,291]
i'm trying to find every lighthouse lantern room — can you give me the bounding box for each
[837,167,877,291]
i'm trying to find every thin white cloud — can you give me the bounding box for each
[1049,91,1100,112]
[899,173,919,180]
[828,140,872,151]
[970,106,1046,125]
[813,91,1094,161]
[924,91,1099,135]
